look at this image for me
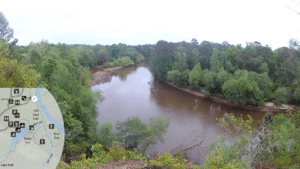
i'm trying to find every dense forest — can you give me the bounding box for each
[1,11,300,168]
[150,39,300,107]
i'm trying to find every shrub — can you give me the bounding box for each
[148,152,199,169]
[108,62,115,67]
[137,54,145,62]
[274,87,287,106]
[64,143,86,163]
[119,56,134,66]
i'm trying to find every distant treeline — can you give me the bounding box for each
[150,39,300,107]
[11,42,154,68]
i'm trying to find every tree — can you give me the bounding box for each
[116,116,149,151]
[256,46,272,63]
[191,38,199,45]
[78,66,93,87]
[235,50,251,70]
[281,57,298,87]
[289,38,300,50]
[99,122,116,148]
[249,112,300,168]
[223,46,239,73]
[140,116,170,154]
[191,49,200,69]
[189,63,202,89]
[150,54,172,79]
[253,41,262,46]
[210,48,222,73]
[42,55,58,83]
[167,70,182,86]
[134,44,155,58]
[203,113,253,168]
[136,54,145,62]
[293,87,300,105]
[206,110,300,168]
[172,46,188,72]
[0,12,18,45]
[259,62,269,74]
[274,87,287,106]
[215,67,232,93]
[285,0,300,15]
[181,69,190,87]
[198,40,214,57]
[217,113,253,136]
[202,70,217,95]
[97,50,109,65]
[222,70,264,106]
[0,41,40,88]
[116,116,170,154]
[119,56,134,66]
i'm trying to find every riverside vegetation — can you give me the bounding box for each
[1,11,300,168]
[150,40,300,108]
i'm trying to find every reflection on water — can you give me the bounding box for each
[96,62,146,85]
[92,62,276,165]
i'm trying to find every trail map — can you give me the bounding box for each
[0,88,65,169]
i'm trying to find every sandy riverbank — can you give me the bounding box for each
[160,79,299,113]
[90,66,125,86]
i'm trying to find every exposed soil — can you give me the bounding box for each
[160,79,299,113]
[90,66,125,86]
[95,160,148,169]
[58,160,170,169]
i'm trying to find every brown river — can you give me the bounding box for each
[91,62,281,165]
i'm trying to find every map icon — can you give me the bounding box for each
[0,88,65,169]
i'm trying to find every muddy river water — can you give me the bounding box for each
[91,62,280,165]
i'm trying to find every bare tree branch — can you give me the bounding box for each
[65,128,82,138]
[285,4,300,14]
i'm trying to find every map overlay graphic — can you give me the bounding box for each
[0,88,65,169]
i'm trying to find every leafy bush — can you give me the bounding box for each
[203,144,249,169]
[167,70,182,86]
[137,54,145,62]
[57,142,200,169]
[98,122,116,148]
[64,143,86,163]
[116,116,170,154]
[274,87,287,106]
[189,63,202,89]
[292,87,300,106]
[181,69,190,87]
[148,152,200,169]
[119,56,134,66]
[108,62,115,67]
[103,56,134,67]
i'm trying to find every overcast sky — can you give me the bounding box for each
[1,0,300,50]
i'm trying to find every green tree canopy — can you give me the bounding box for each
[222,70,264,106]
[172,46,188,72]
[274,87,287,106]
[116,116,170,154]
[188,63,202,89]
[0,42,40,88]
[0,12,18,45]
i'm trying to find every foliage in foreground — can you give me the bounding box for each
[56,141,200,169]
[201,111,300,169]
[0,41,42,87]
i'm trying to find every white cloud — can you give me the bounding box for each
[1,0,300,49]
